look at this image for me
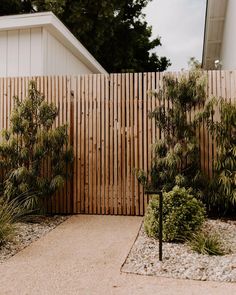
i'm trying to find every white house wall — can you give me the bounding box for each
[0,27,43,77]
[43,29,92,75]
[220,0,236,69]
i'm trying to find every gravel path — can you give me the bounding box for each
[0,215,68,264]
[122,219,236,283]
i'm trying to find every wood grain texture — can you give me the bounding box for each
[0,72,235,215]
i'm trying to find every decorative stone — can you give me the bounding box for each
[0,215,68,264]
[122,219,236,282]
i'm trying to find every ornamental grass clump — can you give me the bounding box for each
[144,186,206,242]
[188,231,225,256]
[0,197,28,246]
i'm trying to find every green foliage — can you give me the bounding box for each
[188,231,225,256]
[0,197,29,245]
[0,0,171,72]
[137,69,207,197]
[196,98,236,213]
[0,81,73,210]
[144,186,206,242]
[144,195,159,238]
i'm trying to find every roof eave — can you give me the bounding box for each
[202,0,228,70]
[0,12,108,74]
[202,0,209,68]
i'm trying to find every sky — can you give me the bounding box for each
[144,0,206,71]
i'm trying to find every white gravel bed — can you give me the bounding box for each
[0,215,69,263]
[122,219,236,282]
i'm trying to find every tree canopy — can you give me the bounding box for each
[0,0,171,73]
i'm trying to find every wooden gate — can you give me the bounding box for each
[71,73,162,215]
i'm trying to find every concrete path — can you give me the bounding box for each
[0,215,235,295]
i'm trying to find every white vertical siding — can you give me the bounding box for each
[30,28,43,75]
[0,31,7,76]
[7,30,19,77]
[0,26,93,77]
[19,29,31,76]
[220,0,236,69]
[0,27,43,77]
[43,28,92,75]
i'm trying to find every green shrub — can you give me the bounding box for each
[188,231,225,256]
[136,69,207,199]
[195,98,236,215]
[0,81,73,210]
[144,196,159,238]
[144,186,206,242]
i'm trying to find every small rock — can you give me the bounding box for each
[122,219,236,283]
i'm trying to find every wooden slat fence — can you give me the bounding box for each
[0,71,235,215]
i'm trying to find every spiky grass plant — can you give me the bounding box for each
[0,197,29,246]
[188,231,225,256]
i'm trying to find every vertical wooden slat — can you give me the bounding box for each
[130,73,135,215]
[72,76,78,213]
[88,74,93,214]
[147,73,152,179]
[204,72,209,177]
[126,73,131,215]
[68,76,73,213]
[151,72,156,146]
[200,71,205,174]
[215,70,221,168]
[105,75,110,214]
[80,75,85,213]
[207,71,213,179]
[84,75,89,213]
[92,74,97,214]
[109,74,114,214]
[49,76,54,213]
[121,73,126,215]
[117,73,122,214]
[54,76,60,213]
[138,73,144,215]
[7,78,11,130]
[101,74,105,214]
[143,73,148,211]
[113,74,118,215]
[97,75,101,214]
[134,73,139,216]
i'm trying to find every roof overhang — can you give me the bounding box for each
[0,12,108,74]
[202,0,228,70]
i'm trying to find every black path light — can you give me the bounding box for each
[145,189,163,261]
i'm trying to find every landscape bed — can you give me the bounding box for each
[122,219,236,283]
[0,215,68,264]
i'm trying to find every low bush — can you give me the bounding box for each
[188,231,225,256]
[144,186,206,242]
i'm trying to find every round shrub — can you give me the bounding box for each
[144,186,206,242]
